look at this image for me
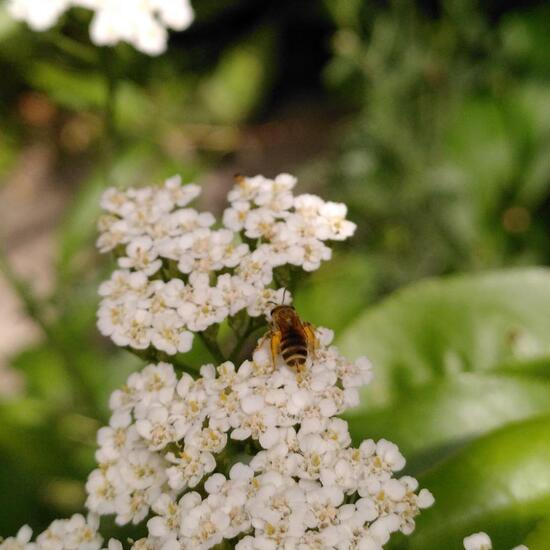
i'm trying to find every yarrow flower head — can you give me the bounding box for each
[82,329,433,548]
[2,172,438,549]
[7,0,194,55]
[0,514,107,550]
[95,174,357,356]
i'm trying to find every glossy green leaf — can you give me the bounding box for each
[294,252,376,333]
[339,269,550,468]
[524,518,550,550]
[339,269,550,408]
[345,370,550,473]
[400,417,550,550]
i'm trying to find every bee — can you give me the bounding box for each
[262,297,317,371]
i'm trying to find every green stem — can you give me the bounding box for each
[52,32,97,64]
[0,247,96,412]
[198,332,226,364]
[0,248,50,336]
[125,346,199,377]
[229,318,267,363]
[100,48,118,185]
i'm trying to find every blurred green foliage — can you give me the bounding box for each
[325,0,550,292]
[1,0,550,547]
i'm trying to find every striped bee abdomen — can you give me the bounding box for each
[280,332,308,368]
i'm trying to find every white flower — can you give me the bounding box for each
[135,406,178,450]
[464,532,493,550]
[118,236,162,276]
[304,485,344,529]
[7,0,70,31]
[147,494,180,539]
[222,200,251,231]
[35,513,103,550]
[8,0,195,56]
[151,311,193,355]
[0,525,33,550]
[244,208,277,239]
[300,237,332,272]
[85,468,119,516]
[319,201,357,240]
[165,446,216,490]
[216,274,256,316]
[95,423,139,462]
[131,362,177,407]
[375,439,407,472]
[180,495,230,547]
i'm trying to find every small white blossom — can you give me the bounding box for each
[463,532,529,550]
[0,525,33,550]
[35,514,103,550]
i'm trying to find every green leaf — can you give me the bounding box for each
[345,370,550,473]
[199,28,276,124]
[28,62,105,111]
[525,518,550,550]
[294,252,376,333]
[340,269,550,399]
[339,269,550,468]
[444,98,516,216]
[57,172,105,282]
[401,417,550,550]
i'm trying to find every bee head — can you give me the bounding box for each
[267,288,293,323]
[270,304,295,326]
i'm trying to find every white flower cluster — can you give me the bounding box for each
[6,0,194,55]
[96,174,356,355]
[84,330,433,548]
[463,532,528,550]
[0,514,109,550]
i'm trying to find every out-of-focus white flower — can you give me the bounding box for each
[463,532,529,550]
[7,0,194,55]
[7,0,70,31]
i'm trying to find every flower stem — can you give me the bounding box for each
[0,247,97,412]
[198,331,226,364]
[100,47,118,185]
[125,346,199,377]
[229,318,267,363]
[52,31,97,64]
[0,247,50,336]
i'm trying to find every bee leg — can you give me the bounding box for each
[303,322,318,359]
[255,331,270,350]
[270,330,282,370]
